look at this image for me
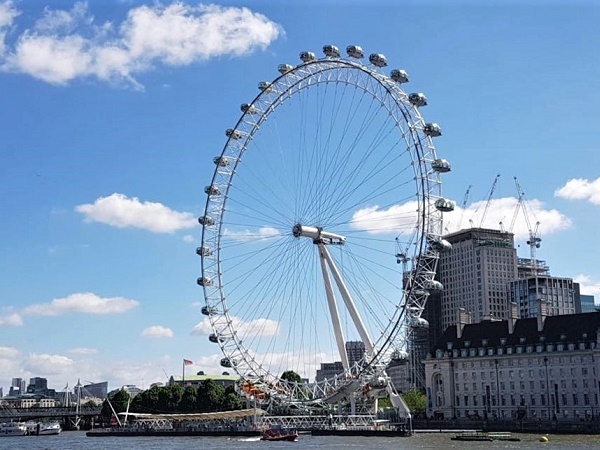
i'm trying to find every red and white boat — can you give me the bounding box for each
[261,428,298,442]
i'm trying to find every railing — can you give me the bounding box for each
[0,406,102,420]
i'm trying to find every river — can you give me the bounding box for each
[0,431,599,449]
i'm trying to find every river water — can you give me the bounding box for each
[0,431,599,449]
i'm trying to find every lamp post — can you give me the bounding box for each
[544,356,551,419]
[250,395,257,428]
[494,359,500,419]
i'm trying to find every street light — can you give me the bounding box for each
[494,359,500,419]
[544,356,551,419]
[250,395,257,428]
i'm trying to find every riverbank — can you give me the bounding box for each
[413,418,600,435]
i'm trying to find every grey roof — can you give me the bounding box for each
[432,311,600,352]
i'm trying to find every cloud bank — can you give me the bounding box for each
[555,177,600,206]
[142,325,174,338]
[23,292,139,316]
[192,316,280,338]
[0,1,283,89]
[76,193,196,233]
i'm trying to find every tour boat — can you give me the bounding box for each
[0,422,27,436]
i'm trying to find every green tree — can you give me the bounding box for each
[101,389,131,420]
[280,370,302,384]
[180,386,198,412]
[402,389,427,415]
[197,379,225,412]
[130,385,161,413]
[157,383,184,412]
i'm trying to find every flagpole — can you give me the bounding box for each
[182,359,185,385]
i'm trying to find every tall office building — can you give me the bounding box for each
[345,341,366,368]
[27,377,48,394]
[509,276,580,318]
[437,228,517,331]
[82,381,108,399]
[9,377,26,396]
[580,294,596,313]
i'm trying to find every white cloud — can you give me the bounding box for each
[350,201,419,234]
[0,1,19,57]
[0,346,19,359]
[142,325,174,338]
[574,274,600,297]
[182,234,195,243]
[67,347,98,355]
[445,197,571,240]
[555,177,600,205]
[0,312,22,326]
[192,316,280,338]
[23,292,139,316]
[24,353,74,375]
[223,226,280,241]
[0,2,282,88]
[76,193,196,233]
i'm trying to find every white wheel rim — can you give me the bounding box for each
[199,51,446,403]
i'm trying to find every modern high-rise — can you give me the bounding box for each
[82,381,108,399]
[509,275,580,318]
[580,294,596,313]
[437,228,517,331]
[9,377,26,396]
[27,377,48,394]
[345,341,366,368]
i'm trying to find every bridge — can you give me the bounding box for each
[0,406,102,421]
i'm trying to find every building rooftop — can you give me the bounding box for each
[432,311,600,352]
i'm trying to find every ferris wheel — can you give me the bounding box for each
[197,45,453,408]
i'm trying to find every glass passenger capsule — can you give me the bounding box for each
[323,45,340,58]
[369,53,388,67]
[278,64,294,74]
[434,198,455,212]
[409,93,428,107]
[390,69,409,83]
[346,45,364,58]
[424,123,442,137]
[197,276,213,287]
[299,51,316,63]
[431,158,451,173]
[198,216,214,226]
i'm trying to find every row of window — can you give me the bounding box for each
[456,377,594,393]
[455,392,597,408]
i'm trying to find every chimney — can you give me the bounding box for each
[537,299,548,332]
[456,308,471,339]
[508,302,518,335]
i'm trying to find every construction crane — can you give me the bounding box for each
[456,184,472,230]
[512,177,542,299]
[479,174,500,228]
[469,175,500,228]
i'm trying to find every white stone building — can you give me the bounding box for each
[425,305,600,421]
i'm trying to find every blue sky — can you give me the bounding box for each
[1,0,599,393]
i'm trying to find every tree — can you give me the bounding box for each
[280,370,302,384]
[101,389,131,420]
[197,379,225,412]
[180,386,198,412]
[402,389,427,415]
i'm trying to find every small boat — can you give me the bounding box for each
[38,422,62,435]
[0,422,27,436]
[451,431,520,442]
[23,421,62,435]
[261,428,298,442]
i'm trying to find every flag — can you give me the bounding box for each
[183,359,193,366]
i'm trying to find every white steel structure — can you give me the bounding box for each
[197,45,452,413]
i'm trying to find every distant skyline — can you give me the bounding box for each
[1,0,600,392]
